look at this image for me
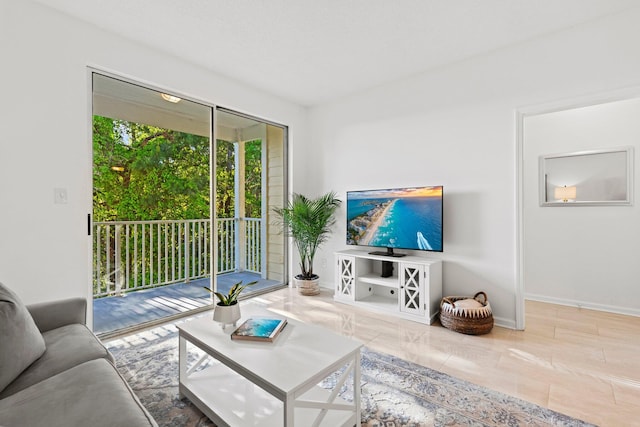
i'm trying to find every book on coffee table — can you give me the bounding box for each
[230,317,288,342]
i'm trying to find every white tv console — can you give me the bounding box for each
[334,249,442,324]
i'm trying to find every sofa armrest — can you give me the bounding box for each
[27,298,87,332]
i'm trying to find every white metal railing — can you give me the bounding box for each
[244,218,261,273]
[93,218,261,298]
[217,218,235,274]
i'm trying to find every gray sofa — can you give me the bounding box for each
[0,283,157,427]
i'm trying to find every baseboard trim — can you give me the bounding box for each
[525,293,640,318]
[493,316,516,330]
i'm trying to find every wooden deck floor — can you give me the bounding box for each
[93,272,282,336]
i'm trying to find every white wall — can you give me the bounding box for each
[306,6,640,328]
[0,1,306,312]
[523,98,640,316]
[3,1,640,330]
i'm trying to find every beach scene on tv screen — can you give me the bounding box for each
[347,186,443,251]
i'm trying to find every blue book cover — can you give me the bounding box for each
[231,317,287,342]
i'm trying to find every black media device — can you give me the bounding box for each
[381,260,394,278]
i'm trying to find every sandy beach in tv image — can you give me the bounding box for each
[346,186,443,251]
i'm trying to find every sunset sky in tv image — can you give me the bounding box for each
[350,186,442,199]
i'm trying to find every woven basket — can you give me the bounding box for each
[439,291,494,335]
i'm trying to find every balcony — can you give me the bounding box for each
[92,218,283,336]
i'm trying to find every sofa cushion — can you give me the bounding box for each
[0,282,46,393]
[0,323,114,399]
[0,358,157,427]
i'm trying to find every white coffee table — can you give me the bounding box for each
[177,307,362,427]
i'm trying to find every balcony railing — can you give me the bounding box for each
[93,218,262,298]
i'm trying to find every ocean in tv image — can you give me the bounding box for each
[346,186,443,252]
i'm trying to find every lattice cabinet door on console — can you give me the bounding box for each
[335,255,355,301]
[399,263,425,316]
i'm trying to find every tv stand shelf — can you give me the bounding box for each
[334,249,442,324]
[358,273,397,288]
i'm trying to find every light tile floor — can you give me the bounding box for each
[250,288,640,427]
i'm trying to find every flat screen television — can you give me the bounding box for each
[346,186,443,256]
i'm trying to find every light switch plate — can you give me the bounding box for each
[54,188,68,204]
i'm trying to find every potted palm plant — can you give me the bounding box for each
[204,280,256,326]
[273,191,341,295]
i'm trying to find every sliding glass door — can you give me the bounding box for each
[91,73,287,337]
[215,108,286,294]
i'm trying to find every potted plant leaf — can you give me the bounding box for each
[204,280,257,326]
[273,191,341,295]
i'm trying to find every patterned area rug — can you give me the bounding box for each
[106,321,594,427]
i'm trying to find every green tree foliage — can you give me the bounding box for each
[215,139,235,219]
[93,116,210,221]
[94,116,263,222]
[244,140,262,218]
[214,139,262,219]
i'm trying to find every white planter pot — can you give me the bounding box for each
[294,275,320,296]
[213,302,241,327]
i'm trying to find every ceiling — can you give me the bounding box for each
[93,74,267,137]
[35,0,639,107]
[93,73,212,136]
